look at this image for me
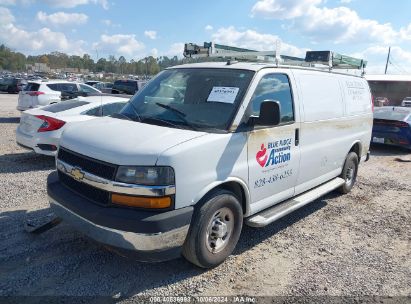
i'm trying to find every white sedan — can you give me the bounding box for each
[17,80,102,111]
[16,95,129,156]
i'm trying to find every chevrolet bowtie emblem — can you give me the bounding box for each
[71,167,85,181]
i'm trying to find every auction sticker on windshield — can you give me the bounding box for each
[207,87,239,104]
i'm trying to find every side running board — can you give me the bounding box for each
[245,177,345,228]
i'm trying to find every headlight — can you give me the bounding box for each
[115,166,175,185]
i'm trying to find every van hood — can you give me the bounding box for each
[59,117,207,165]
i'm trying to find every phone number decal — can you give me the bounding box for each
[254,169,293,188]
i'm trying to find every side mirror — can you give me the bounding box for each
[251,100,281,126]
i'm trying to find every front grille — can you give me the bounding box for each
[58,148,117,180]
[58,171,110,205]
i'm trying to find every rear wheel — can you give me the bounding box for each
[338,152,359,194]
[182,189,243,268]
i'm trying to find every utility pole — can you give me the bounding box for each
[384,46,391,74]
[145,57,148,77]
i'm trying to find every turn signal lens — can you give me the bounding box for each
[111,194,171,209]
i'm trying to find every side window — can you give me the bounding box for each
[80,84,97,93]
[102,102,126,116]
[60,83,78,92]
[250,74,294,123]
[47,83,60,91]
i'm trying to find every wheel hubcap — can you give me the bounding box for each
[345,165,355,186]
[206,207,234,254]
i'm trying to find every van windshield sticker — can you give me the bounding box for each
[207,86,239,104]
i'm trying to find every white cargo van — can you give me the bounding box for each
[47,49,372,268]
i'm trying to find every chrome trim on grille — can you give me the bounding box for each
[56,159,176,196]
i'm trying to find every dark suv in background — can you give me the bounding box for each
[111,79,147,95]
[0,78,27,93]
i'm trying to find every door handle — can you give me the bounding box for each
[295,128,299,146]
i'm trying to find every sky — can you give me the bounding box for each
[1,0,411,74]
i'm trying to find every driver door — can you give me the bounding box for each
[246,73,301,214]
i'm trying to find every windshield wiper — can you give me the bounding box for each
[141,117,181,129]
[154,103,197,131]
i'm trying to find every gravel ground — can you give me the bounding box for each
[0,93,410,302]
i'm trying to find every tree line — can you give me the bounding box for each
[0,44,199,75]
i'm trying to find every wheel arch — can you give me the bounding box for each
[338,141,362,175]
[192,178,251,216]
[348,141,362,159]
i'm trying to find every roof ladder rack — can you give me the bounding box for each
[305,51,367,72]
[184,42,279,62]
[183,42,367,74]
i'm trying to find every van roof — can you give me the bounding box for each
[169,61,268,71]
[168,61,364,77]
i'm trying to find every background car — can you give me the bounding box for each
[401,97,411,107]
[93,82,113,93]
[111,79,147,95]
[0,77,27,93]
[60,83,101,100]
[85,80,100,87]
[16,95,129,156]
[374,97,390,107]
[17,80,101,111]
[372,106,411,150]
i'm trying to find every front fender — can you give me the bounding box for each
[192,177,251,216]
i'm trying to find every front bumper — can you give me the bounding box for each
[47,171,193,261]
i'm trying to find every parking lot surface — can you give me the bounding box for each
[0,93,410,300]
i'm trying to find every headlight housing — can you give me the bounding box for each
[115,166,175,185]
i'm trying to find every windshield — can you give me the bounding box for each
[119,68,254,131]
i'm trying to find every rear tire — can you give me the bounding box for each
[338,152,359,194]
[182,189,243,268]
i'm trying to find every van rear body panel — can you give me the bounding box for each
[292,70,372,195]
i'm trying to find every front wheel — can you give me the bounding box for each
[338,152,359,194]
[182,190,243,268]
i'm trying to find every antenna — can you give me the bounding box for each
[100,92,103,117]
[384,46,391,75]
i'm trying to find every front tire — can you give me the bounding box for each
[182,189,243,268]
[338,152,359,194]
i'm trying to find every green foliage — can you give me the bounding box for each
[0,44,205,75]
[0,44,27,71]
